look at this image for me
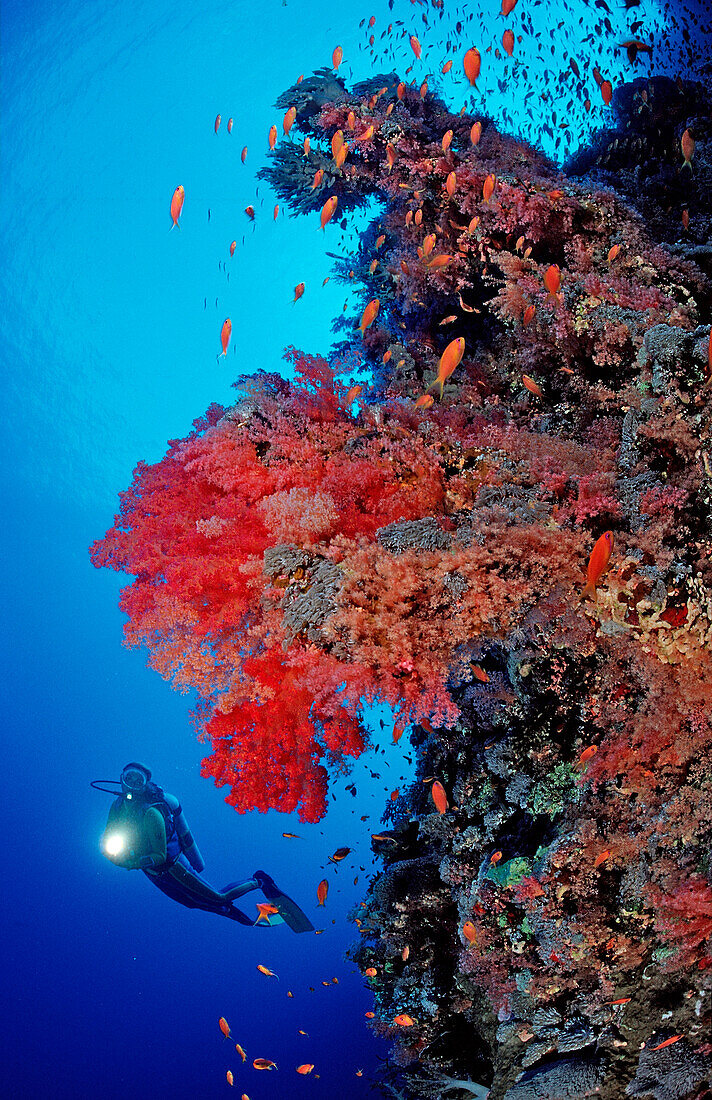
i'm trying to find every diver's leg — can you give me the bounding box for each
[220,878,259,901]
[218,905,254,925]
[167,860,236,905]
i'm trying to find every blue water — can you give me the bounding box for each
[2,0,707,1096]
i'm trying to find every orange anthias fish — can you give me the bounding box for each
[320,195,338,230]
[462,921,478,944]
[241,146,248,163]
[227,1070,234,1086]
[345,385,363,404]
[426,337,465,399]
[255,902,280,925]
[329,846,353,862]
[579,745,597,764]
[359,298,380,335]
[431,780,448,814]
[470,120,482,145]
[543,264,562,301]
[681,128,695,169]
[594,850,611,868]
[317,879,328,905]
[446,171,457,197]
[522,375,543,398]
[253,1058,278,1070]
[364,967,377,977]
[582,531,614,601]
[227,117,233,133]
[170,185,184,229]
[293,282,305,303]
[490,851,502,865]
[601,79,613,105]
[256,964,279,979]
[332,45,343,71]
[214,114,221,133]
[268,124,277,149]
[502,0,518,13]
[410,35,421,59]
[502,29,514,56]
[471,664,489,683]
[218,318,232,359]
[463,47,481,85]
[245,205,255,220]
[283,106,297,135]
[393,1014,415,1027]
[415,394,434,408]
[311,168,324,190]
[297,1064,315,1075]
[649,1035,683,1052]
[235,1044,247,1062]
[282,832,301,839]
[229,240,236,257]
[219,1017,231,1039]
[483,173,496,202]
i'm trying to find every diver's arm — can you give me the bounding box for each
[163,793,205,872]
[138,806,168,870]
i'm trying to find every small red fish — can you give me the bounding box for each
[502,29,514,56]
[501,0,518,13]
[364,967,377,977]
[226,1070,234,1086]
[601,79,613,105]
[226,117,233,133]
[241,146,247,163]
[579,745,597,764]
[414,394,434,408]
[471,664,490,683]
[594,849,611,868]
[393,1014,415,1027]
[607,244,620,264]
[582,531,614,601]
[426,337,465,399]
[410,35,421,59]
[219,1017,231,1039]
[359,298,380,335]
[649,1035,683,1052]
[462,921,477,944]
[522,375,543,398]
[332,45,343,70]
[170,185,185,229]
[463,47,481,84]
[320,195,338,230]
[218,318,232,358]
[490,851,502,865]
[253,1058,277,1070]
[543,264,561,301]
[317,879,328,906]
[681,128,695,169]
[431,780,448,814]
[283,106,296,136]
[296,1064,315,1075]
[256,964,278,979]
[470,120,482,145]
[214,114,221,134]
[268,124,277,149]
[293,282,305,303]
[229,240,236,257]
[255,902,279,925]
[606,997,632,1006]
[523,304,536,326]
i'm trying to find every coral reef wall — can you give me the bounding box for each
[92,69,712,1097]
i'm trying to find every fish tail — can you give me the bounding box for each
[438,378,444,401]
[581,582,597,603]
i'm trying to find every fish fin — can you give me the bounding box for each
[581,582,597,603]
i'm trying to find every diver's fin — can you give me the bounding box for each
[256,873,315,933]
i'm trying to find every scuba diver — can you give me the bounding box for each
[93,763,313,932]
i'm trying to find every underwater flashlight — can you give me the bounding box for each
[103,833,127,857]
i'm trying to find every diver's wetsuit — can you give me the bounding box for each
[102,791,261,924]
